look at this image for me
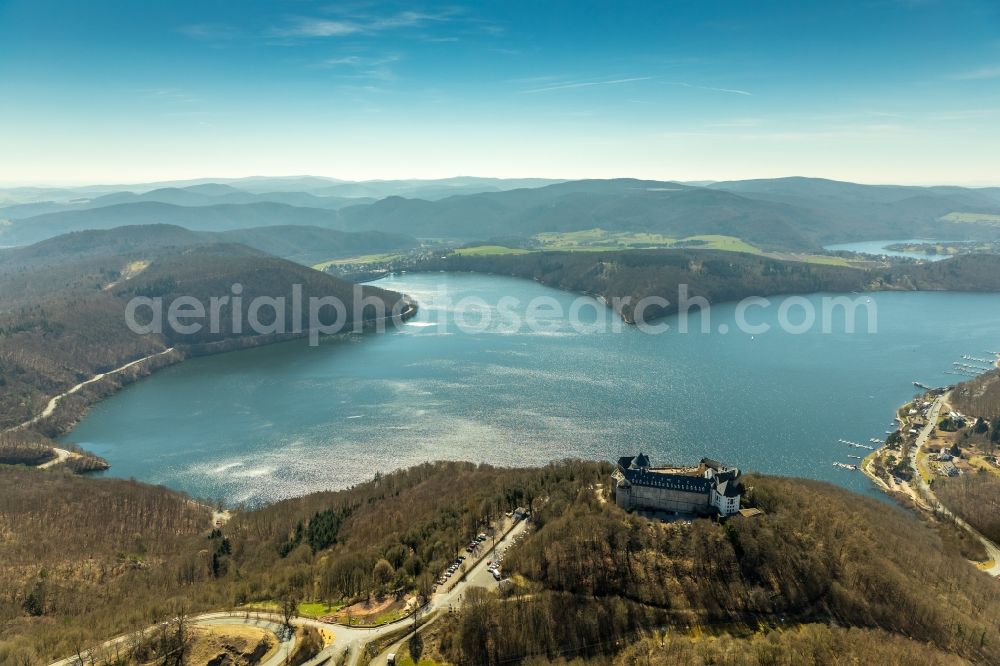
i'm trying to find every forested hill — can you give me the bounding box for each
[7,176,1000,250]
[429,471,997,665]
[0,223,417,268]
[952,369,1000,419]
[215,225,417,266]
[331,176,1000,249]
[407,250,1000,322]
[0,226,407,433]
[0,201,345,245]
[2,460,998,664]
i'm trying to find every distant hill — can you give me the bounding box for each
[0,223,418,269]
[708,177,1000,242]
[309,176,563,200]
[337,178,828,250]
[6,176,1000,250]
[337,177,1000,249]
[216,225,417,265]
[0,226,406,432]
[0,176,561,213]
[0,201,347,245]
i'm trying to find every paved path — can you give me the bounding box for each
[193,614,295,666]
[48,520,531,666]
[908,394,1000,577]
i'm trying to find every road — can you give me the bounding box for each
[193,615,296,666]
[47,519,531,666]
[38,447,76,469]
[364,518,528,666]
[908,394,1000,577]
[11,347,177,432]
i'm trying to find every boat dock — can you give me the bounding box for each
[839,438,874,450]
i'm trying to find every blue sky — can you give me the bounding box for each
[1,0,998,185]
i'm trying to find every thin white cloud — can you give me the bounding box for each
[369,11,447,30]
[276,19,364,37]
[274,10,452,39]
[521,77,654,94]
[953,64,1000,80]
[665,81,752,96]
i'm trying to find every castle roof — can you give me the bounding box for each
[615,454,743,498]
[715,477,743,497]
[618,467,713,494]
[617,452,651,470]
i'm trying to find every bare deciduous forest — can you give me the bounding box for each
[0,226,405,433]
[426,475,1000,665]
[4,460,1000,665]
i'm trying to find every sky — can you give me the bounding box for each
[1,0,999,185]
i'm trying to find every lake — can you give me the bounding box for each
[824,239,953,261]
[63,273,1000,506]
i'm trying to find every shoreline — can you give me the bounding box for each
[366,264,1000,327]
[11,301,419,454]
[862,356,1000,577]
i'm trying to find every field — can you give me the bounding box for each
[534,229,722,251]
[312,253,406,270]
[458,230,855,267]
[453,245,531,256]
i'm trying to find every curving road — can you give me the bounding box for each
[11,347,177,433]
[909,394,1000,577]
[48,519,530,666]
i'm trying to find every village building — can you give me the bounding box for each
[610,453,744,517]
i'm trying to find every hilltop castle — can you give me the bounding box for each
[611,454,743,517]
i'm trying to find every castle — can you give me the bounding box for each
[610,453,743,517]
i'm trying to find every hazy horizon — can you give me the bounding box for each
[2,173,1000,190]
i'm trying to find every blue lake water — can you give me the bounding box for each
[63,273,1000,506]
[824,239,953,261]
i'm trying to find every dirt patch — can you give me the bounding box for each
[184,624,276,666]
